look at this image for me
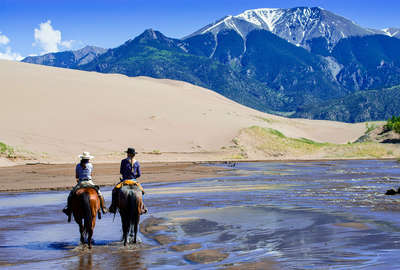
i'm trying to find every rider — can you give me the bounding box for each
[109,147,147,214]
[62,152,108,222]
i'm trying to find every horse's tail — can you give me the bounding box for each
[127,191,139,226]
[82,192,92,235]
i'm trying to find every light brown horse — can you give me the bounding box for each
[115,185,143,245]
[71,187,100,249]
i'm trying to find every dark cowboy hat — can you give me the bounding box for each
[125,147,138,155]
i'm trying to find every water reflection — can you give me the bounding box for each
[77,253,92,270]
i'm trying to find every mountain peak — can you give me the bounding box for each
[382,27,400,38]
[185,7,373,48]
[137,29,166,41]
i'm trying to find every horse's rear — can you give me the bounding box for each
[117,185,143,245]
[71,188,100,248]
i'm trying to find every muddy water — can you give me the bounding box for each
[1,160,400,269]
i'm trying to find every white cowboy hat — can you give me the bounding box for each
[79,151,94,160]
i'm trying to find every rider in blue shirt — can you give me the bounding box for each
[109,147,147,214]
[62,152,107,221]
[120,156,141,180]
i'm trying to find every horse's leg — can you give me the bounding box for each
[88,215,96,249]
[121,212,129,246]
[87,228,93,249]
[88,195,99,249]
[133,219,138,244]
[123,223,129,246]
[78,220,85,245]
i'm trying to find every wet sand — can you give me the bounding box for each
[0,162,230,192]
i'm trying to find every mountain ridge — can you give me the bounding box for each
[22,45,107,68]
[185,7,396,50]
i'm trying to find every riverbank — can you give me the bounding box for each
[0,162,230,192]
[2,158,400,192]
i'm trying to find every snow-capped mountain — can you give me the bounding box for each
[381,28,400,38]
[186,7,392,49]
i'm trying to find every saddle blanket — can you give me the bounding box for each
[74,182,100,193]
[115,180,139,189]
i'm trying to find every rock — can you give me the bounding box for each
[140,217,166,235]
[170,243,201,252]
[153,235,175,245]
[333,222,369,230]
[184,249,228,264]
[223,260,279,270]
[385,189,397,195]
[143,225,169,234]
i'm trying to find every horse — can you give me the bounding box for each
[115,184,143,245]
[71,187,100,249]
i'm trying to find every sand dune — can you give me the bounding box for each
[0,60,367,164]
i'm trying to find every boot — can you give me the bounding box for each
[99,195,108,214]
[62,206,72,222]
[141,204,148,215]
[63,191,73,222]
[108,188,118,214]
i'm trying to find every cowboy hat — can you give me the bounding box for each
[125,147,138,155]
[79,151,94,160]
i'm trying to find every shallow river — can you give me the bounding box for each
[1,160,400,269]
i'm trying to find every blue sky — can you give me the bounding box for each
[1,0,399,59]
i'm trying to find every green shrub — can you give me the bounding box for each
[385,116,400,134]
[0,142,15,158]
[268,128,286,138]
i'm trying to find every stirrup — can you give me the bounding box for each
[108,205,116,214]
[62,207,71,215]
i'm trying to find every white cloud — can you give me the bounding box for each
[0,47,23,61]
[0,32,10,45]
[0,32,23,61]
[33,20,74,54]
[61,40,74,49]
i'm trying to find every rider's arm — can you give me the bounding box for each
[120,159,124,176]
[89,163,94,178]
[135,162,141,179]
[75,164,79,182]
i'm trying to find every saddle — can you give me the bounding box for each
[115,180,139,189]
[73,182,100,194]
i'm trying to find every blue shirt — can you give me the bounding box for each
[76,163,93,180]
[120,158,141,181]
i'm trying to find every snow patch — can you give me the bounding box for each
[324,56,343,78]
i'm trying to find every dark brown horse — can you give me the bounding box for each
[71,187,100,249]
[116,185,143,245]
